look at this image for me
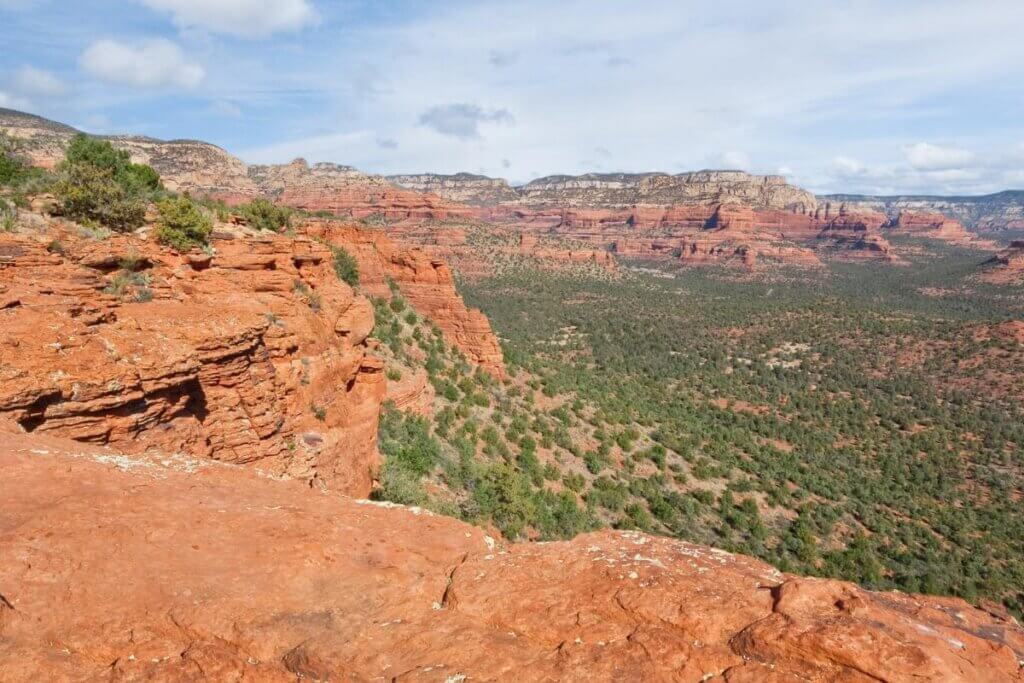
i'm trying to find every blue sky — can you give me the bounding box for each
[2,0,1023,194]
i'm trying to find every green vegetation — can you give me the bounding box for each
[154,194,213,252]
[428,243,1024,616]
[103,255,153,303]
[238,198,291,232]
[370,292,601,539]
[53,134,161,232]
[331,244,359,287]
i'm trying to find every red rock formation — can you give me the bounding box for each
[822,233,902,263]
[3,432,1022,681]
[981,241,1024,284]
[709,203,756,231]
[0,228,385,495]
[305,221,506,378]
[386,367,435,415]
[891,210,973,242]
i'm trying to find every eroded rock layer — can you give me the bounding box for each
[1,433,1022,682]
[0,227,385,494]
[305,220,506,378]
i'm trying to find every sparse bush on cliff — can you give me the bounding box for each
[54,135,160,232]
[154,194,212,252]
[0,199,15,232]
[239,198,291,232]
[331,245,359,287]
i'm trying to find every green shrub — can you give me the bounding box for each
[104,269,151,301]
[378,407,442,477]
[53,135,159,232]
[62,134,161,194]
[54,162,146,231]
[0,199,14,232]
[154,195,212,252]
[331,245,359,287]
[239,198,291,232]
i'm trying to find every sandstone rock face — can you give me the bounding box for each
[396,170,818,212]
[517,233,616,267]
[388,172,521,204]
[251,159,474,223]
[515,171,818,211]
[386,366,435,415]
[822,191,1024,232]
[891,210,973,242]
[0,227,385,495]
[2,432,1022,682]
[305,221,506,378]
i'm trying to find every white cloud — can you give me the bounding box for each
[706,151,751,170]
[904,142,974,170]
[139,0,316,38]
[221,0,1024,193]
[11,65,68,98]
[830,156,869,177]
[418,103,514,140]
[80,39,204,89]
[0,90,32,110]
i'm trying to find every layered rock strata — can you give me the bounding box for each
[305,220,506,378]
[0,226,385,494]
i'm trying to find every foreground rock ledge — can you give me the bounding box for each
[1,433,1021,682]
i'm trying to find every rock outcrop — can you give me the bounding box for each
[255,159,473,223]
[413,170,819,211]
[305,220,506,378]
[822,191,1024,233]
[0,226,385,495]
[387,172,521,205]
[890,210,974,243]
[2,431,1022,682]
[981,241,1024,284]
[386,366,435,415]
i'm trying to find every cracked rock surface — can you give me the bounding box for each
[2,432,1022,681]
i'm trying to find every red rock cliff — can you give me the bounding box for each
[0,228,385,495]
[305,220,506,378]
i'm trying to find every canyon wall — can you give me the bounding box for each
[305,220,506,378]
[822,191,1024,232]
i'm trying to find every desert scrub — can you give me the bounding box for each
[104,270,152,301]
[292,279,322,311]
[54,135,161,232]
[239,198,291,232]
[331,245,359,287]
[154,194,212,252]
[0,199,15,232]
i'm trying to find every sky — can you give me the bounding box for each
[2,0,1023,195]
